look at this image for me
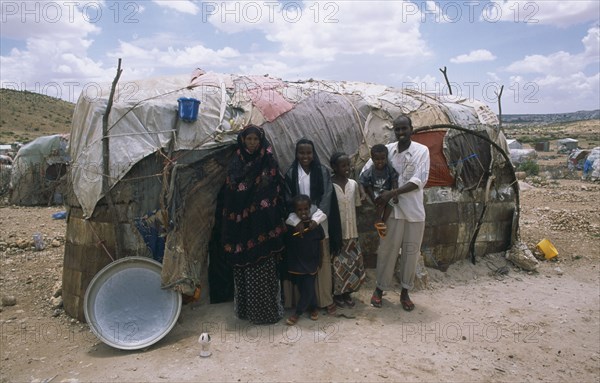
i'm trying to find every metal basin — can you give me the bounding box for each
[84,256,182,350]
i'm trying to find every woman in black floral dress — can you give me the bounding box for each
[222,125,287,324]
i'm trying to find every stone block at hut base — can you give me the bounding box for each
[505,241,539,271]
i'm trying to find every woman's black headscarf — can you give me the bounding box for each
[288,138,325,207]
[222,125,286,266]
[284,138,342,254]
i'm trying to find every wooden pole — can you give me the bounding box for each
[102,58,124,259]
[495,85,504,130]
[439,66,452,95]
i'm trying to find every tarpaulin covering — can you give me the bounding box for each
[69,72,500,219]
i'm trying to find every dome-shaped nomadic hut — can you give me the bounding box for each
[63,70,518,321]
[10,134,69,205]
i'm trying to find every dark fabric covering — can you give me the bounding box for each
[222,126,287,266]
[412,130,455,187]
[290,273,317,315]
[208,186,234,303]
[283,139,327,212]
[285,224,324,275]
[283,138,343,254]
[445,130,492,191]
[284,163,334,216]
[232,256,283,324]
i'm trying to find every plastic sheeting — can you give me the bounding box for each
[69,72,502,218]
[510,148,537,165]
[583,147,600,180]
[69,75,228,218]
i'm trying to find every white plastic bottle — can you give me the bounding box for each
[33,232,45,251]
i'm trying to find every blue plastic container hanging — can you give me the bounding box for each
[177,97,201,122]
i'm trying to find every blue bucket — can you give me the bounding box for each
[177,97,201,122]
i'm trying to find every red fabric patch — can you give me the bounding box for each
[412,130,454,187]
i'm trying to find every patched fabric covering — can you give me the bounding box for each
[67,70,512,296]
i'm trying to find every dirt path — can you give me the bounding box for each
[1,177,599,383]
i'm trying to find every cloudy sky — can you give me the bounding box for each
[1,0,598,114]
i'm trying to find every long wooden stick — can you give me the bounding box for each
[495,85,504,129]
[102,58,124,259]
[439,66,452,95]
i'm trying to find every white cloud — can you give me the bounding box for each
[582,25,600,58]
[0,1,100,39]
[533,72,598,93]
[450,49,497,64]
[486,1,600,27]
[506,72,599,113]
[0,2,114,100]
[152,0,199,15]
[506,27,599,75]
[207,1,431,61]
[487,72,501,82]
[402,74,441,93]
[1,0,597,114]
[506,52,572,74]
[239,59,291,77]
[423,1,447,23]
[502,27,599,112]
[237,59,312,80]
[107,40,240,69]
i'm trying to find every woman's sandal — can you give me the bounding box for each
[326,303,337,315]
[286,314,299,325]
[309,309,319,321]
[400,297,415,312]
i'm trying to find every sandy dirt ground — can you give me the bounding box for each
[1,166,599,382]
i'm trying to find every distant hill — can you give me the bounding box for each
[0,88,75,144]
[503,110,600,125]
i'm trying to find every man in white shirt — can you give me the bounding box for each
[361,115,430,311]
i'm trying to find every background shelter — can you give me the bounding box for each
[9,134,69,205]
[63,70,517,320]
[557,138,579,153]
[506,139,522,149]
[583,147,600,180]
[509,148,537,165]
